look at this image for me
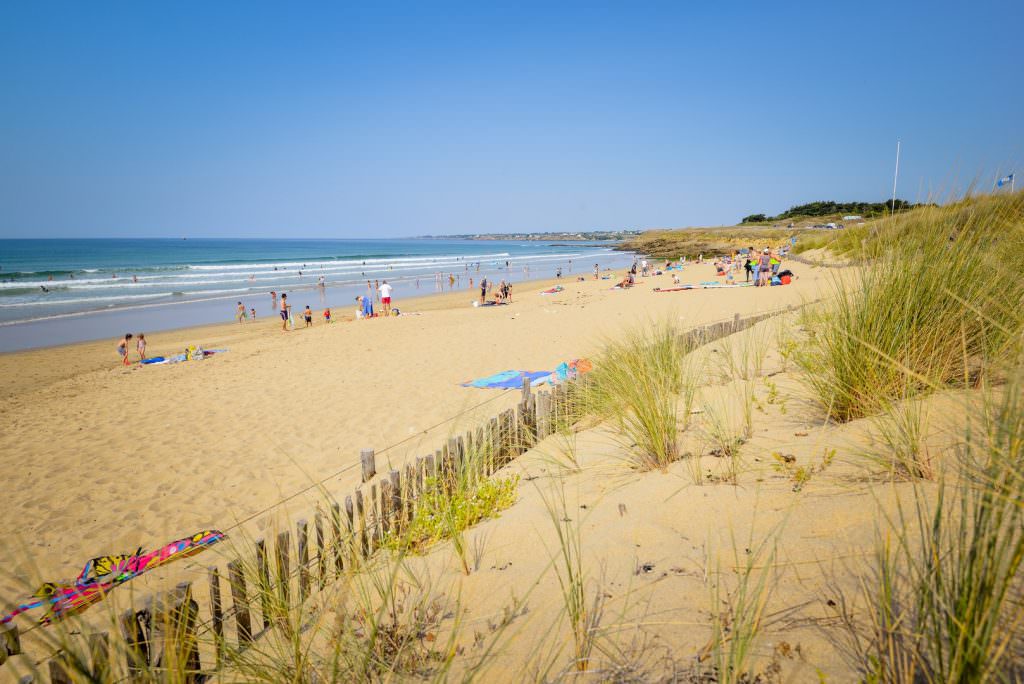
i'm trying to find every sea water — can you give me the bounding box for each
[0,238,635,351]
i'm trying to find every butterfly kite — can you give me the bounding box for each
[2,529,224,626]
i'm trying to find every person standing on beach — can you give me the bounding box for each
[303,305,313,327]
[379,279,393,315]
[117,333,133,366]
[280,293,291,331]
[479,276,488,304]
[757,249,771,287]
[374,279,381,302]
[593,263,599,280]
[236,301,246,323]
[136,333,147,361]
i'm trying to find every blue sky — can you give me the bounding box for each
[1,1,1021,238]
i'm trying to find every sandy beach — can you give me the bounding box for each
[0,264,832,601]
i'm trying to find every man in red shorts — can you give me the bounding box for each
[378,280,393,315]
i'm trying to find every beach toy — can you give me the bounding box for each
[1,530,224,626]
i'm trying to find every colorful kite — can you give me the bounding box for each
[2,529,224,626]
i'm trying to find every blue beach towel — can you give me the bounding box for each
[462,370,552,389]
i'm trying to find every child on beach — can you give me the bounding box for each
[323,307,332,323]
[137,333,146,361]
[117,333,133,366]
[250,307,256,320]
[280,293,291,331]
[303,305,313,327]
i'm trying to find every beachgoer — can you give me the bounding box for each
[280,293,291,331]
[136,334,147,361]
[672,274,681,285]
[303,305,313,327]
[757,249,771,287]
[479,277,488,304]
[374,279,380,302]
[744,257,753,282]
[379,280,393,315]
[250,307,257,320]
[117,333,133,366]
[236,301,246,323]
[323,307,332,323]
[556,267,562,278]
[593,264,599,279]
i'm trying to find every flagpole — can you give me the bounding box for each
[891,139,900,214]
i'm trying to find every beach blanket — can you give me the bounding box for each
[552,358,593,383]
[140,349,228,365]
[1,530,224,626]
[654,282,753,293]
[462,370,551,389]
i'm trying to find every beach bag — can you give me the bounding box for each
[781,275,792,285]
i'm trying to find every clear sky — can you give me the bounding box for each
[2,1,1021,238]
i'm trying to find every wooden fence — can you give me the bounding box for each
[1,306,794,683]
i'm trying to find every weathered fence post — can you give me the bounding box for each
[169,582,201,681]
[227,560,252,645]
[48,654,72,684]
[537,391,550,439]
[521,376,532,403]
[296,519,310,602]
[487,417,499,474]
[314,509,326,589]
[369,482,382,548]
[379,478,393,538]
[734,312,741,331]
[275,530,291,608]
[344,495,357,562]
[389,469,403,532]
[330,502,344,576]
[208,566,225,665]
[360,448,377,482]
[404,461,417,522]
[354,489,368,557]
[255,538,272,629]
[119,608,148,680]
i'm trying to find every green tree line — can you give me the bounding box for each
[741,199,917,224]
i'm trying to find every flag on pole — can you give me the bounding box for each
[997,173,1014,187]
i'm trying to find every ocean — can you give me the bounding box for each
[0,238,635,351]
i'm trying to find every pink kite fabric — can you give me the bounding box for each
[2,529,224,626]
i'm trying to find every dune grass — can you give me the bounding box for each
[583,322,699,471]
[798,191,1024,423]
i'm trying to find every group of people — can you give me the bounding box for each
[117,333,147,365]
[477,277,513,304]
[706,246,792,286]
